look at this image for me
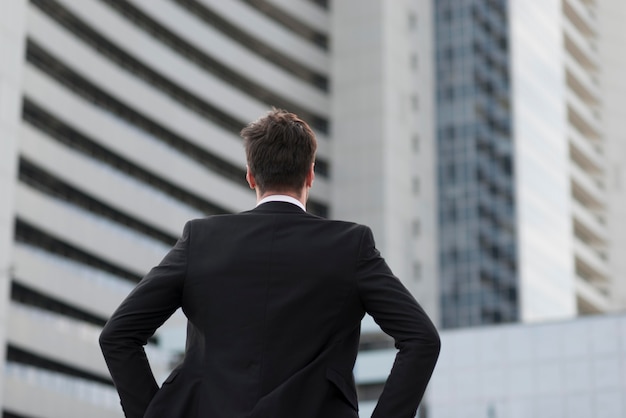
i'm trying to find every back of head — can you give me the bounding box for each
[241,108,317,194]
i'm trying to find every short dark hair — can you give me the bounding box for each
[241,108,317,194]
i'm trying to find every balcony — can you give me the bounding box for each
[563,17,598,71]
[19,122,203,239]
[575,275,610,315]
[22,64,256,214]
[568,125,603,174]
[6,303,109,379]
[563,0,596,38]
[12,243,133,320]
[571,199,608,246]
[573,237,609,283]
[566,68,599,107]
[566,89,602,140]
[569,158,606,210]
[4,362,121,418]
[564,52,599,102]
[15,182,170,277]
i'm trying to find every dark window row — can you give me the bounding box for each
[31,0,245,134]
[15,220,142,283]
[26,39,250,187]
[307,0,328,10]
[26,35,331,180]
[475,166,514,200]
[478,231,515,265]
[7,345,113,386]
[3,411,33,418]
[23,99,329,219]
[19,157,178,246]
[440,298,517,328]
[435,0,517,330]
[471,0,507,28]
[23,99,231,217]
[172,0,329,93]
[97,0,329,133]
[478,203,515,237]
[11,281,107,327]
[242,0,328,49]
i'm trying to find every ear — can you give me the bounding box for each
[305,163,315,188]
[246,166,256,189]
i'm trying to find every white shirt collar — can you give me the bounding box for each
[256,194,306,211]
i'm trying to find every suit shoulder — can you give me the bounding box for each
[182,214,240,231]
[317,218,371,236]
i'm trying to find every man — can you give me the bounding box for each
[100,109,440,418]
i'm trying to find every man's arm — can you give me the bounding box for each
[356,226,440,418]
[99,221,190,418]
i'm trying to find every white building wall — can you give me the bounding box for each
[509,0,577,321]
[1,0,332,415]
[408,0,439,326]
[357,313,626,417]
[331,0,438,322]
[428,313,626,418]
[598,1,626,311]
[0,0,28,407]
[380,0,417,286]
[4,364,121,418]
[331,0,387,239]
[561,0,612,315]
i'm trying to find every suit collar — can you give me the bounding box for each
[256,194,306,211]
[251,201,308,214]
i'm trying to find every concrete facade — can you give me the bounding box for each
[598,1,626,311]
[0,0,332,415]
[0,0,28,408]
[510,0,576,321]
[331,0,439,325]
[0,0,624,416]
[357,313,626,417]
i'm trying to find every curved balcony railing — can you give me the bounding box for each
[5,362,119,409]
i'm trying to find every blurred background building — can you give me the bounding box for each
[436,0,624,328]
[0,0,624,417]
[357,312,626,418]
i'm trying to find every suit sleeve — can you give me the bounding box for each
[99,221,190,418]
[356,226,440,418]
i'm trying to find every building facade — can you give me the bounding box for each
[435,0,518,328]
[436,0,623,329]
[0,0,438,416]
[599,0,626,314]
[0,0,624,416]
[331,0,440,338]
[357,312,626,418]
[0,0,337,416]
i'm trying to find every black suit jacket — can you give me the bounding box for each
[100,202,440,418]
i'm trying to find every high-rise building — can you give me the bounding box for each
[0,0,624,416]
[435,0,624,329]
[435,0,518,328]
[358,311,626,418]
[331,0,439,408]
[0,0,335,416]
[599,0,626,314]
[331,0,439,336]
[0,0,437,415]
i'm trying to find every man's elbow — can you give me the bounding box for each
[98,321,117,354]
[398,325,441,356]
[411,324,441,359]
[429,322,441,347]
[430,329,442,358]
[419,325,441,359]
